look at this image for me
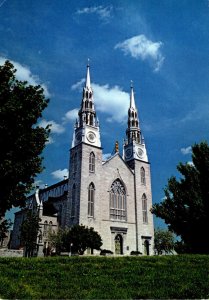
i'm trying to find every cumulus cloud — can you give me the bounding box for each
[181,146,192,155]
[63,109,79,123]
[115,35,164,72]
[93,83,129,123]
[51,169,69,180]
[76,5,113,21]
[0,57,50,97]
[71,80,130,123]
[38,119,65,134]
[71,78,85,91]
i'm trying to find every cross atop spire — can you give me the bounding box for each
[85,59,91,89]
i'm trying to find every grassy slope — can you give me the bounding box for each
[0,255,209,299]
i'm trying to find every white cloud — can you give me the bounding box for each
[71,78,85,91]
[76,5,113,21]
[0,57,50,97]
[92,83,129,123]
[71,80,129,123]
[38,119,65,134]
[63,109,79,123]
[115,35,164,72]
[187,161,194,166]
[51,169,69,181]
[181,146,192,155]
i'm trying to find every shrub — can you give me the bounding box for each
[100,249,113,255]
[130,250,142,255]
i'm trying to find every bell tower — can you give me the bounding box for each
[123,82,154,254]
[72,62,101,148]
[123,82,148,167]
[66,63,102,227]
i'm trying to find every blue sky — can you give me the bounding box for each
[1,0,209,227]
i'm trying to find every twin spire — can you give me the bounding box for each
[75,62,143,145]
[77,62,97,128]
[126,82,143,145]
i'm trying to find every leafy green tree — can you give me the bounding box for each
[0,60,50,217]
[154,228,175,255]
[20,210,40,257]
[0,218,12,247]
[67,225,102,255]
[48,228,66,255]
[152,142,209,254]
[50,225,103,255]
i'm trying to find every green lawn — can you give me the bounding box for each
[0,255,209,299]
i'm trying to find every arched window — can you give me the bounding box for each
[48,221,53,233]
[43,221,48,236]
[142,194,148,223]
[141,167,146,185]
[89,152,95,173]
[71,184,76,217]
[110,179,126,221]
[88,183,95,217]
[38,231,42,243]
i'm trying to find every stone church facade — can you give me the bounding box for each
[11,64,154,256]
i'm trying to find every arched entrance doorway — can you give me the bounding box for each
[115,234,123,254]
[144,239,150,256]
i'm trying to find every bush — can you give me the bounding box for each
[100,249,113,255]
[130,250,142,256]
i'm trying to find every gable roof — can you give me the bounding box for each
[102,152,134,174]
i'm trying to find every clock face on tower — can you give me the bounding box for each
[125,148,132,159]
[137,147,144,158]
[86,131,96,143]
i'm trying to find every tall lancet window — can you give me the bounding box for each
[142,194,148,223]
[88,183,95,217]
[89,152,95,173]
[110,179,126,221]
[71,184,76,217]
[141,167,146,185]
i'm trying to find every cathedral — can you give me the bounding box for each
[11,64,154,256]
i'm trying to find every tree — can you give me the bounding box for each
[154,228,175,255]
[48,228,66,255]
[0,218,12,247]
[20,210,40,257]
[67,225,102,255]
[0,60,50,217]
[49,225,103,255]
[152,142,209,254]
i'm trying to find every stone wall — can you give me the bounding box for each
[0,248,23,257]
